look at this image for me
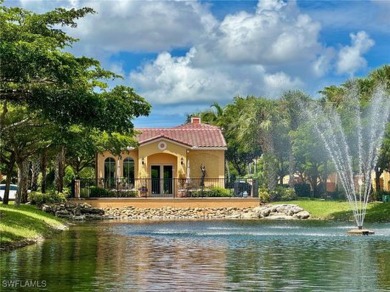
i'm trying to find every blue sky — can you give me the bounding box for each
[7,0,390,127]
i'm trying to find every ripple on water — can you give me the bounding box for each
[1,221,390,291]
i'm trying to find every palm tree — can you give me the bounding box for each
[280,90,310,188]
[235,96,278,190]
[200,102,224,125]
[369,65,390,90]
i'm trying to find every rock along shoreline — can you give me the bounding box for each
[41,202,310,221]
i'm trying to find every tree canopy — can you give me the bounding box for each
[0,3,151,204]
[192,65,390,198]
[0,4,150,132]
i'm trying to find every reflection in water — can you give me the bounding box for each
[1,221,390,291]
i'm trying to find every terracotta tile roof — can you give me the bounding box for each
[136,122,227,149]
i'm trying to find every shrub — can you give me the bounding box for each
[89,187,111,197]
[80,188,90,198]
[64,166,75,188]
[294,183,311,197]
[269,186,297,202]
[259,188,270,203]
[373,190,390,202]
[281,187,297,201]
[28,191,67,206]
[191,187,232,197]
[116,190,137,198]
[89,187,137,198]
[269,189,282,201]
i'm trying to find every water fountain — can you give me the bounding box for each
[303,86,390,234]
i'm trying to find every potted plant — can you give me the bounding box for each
[138,185,148,197]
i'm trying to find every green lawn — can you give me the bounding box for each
[276,199,390,222]
[0,203,67,251]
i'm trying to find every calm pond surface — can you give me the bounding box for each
[1,220,390,291]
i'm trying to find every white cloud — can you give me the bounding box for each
[263,71,303,95]
[130,49,241,105]
[336,31,375,76]
[71,0,217,53]
[257,0,288,12]
[14,0,217,53]
[130,0,327,105]
[214,1,322,65]
[9,0,379,112]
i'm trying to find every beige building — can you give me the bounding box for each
[327,171,390,193]
[96,117,227,197]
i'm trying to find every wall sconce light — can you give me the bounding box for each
[180,157,184,165]
[141,158,145,165]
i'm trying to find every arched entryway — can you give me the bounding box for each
[147,153,177,196]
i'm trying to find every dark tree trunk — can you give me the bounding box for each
[55,146,66,192]
[16,159,29,204]
[41,150,47,193]
[30,156,40,191]
[2,152,16,205]
[288,139,295,188]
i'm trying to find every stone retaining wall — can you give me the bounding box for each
[42,202,310,221]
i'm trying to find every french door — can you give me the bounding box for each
[151,165,173,195]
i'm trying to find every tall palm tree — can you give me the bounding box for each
[235,96,278,190]
[280,90,310,188]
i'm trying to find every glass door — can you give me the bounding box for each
[151,165,173,195]
[151,166,160,194]
[163,166,173,194]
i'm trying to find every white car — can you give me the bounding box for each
[0,184,17,200]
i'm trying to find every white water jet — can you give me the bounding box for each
[303,86,390,229]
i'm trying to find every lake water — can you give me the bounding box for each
[1,220,390,291]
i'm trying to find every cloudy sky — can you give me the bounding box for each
[7,0,390,127]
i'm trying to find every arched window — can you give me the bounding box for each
[123,158,135,187]
[104,157,116,189]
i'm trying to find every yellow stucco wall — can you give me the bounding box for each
[373,171,390,191]
[187,150,224,179]
[138,139,188,178]
[384,171,390,191]
[96,149,139,180]
[96,138,225,191]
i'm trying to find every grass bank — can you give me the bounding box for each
[0,204,68,252]
[277,200,390,222]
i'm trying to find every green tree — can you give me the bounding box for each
[223,98,262,177]
[0,4,150,132]
[234,96,278,190]
[279,90,310,187]
[0,3,151,202]
[292,122,329,197]
[320,66,390,196]
[190,100,262,178]
[0,104,52,204]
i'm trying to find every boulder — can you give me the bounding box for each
[241,212,258,219]
[293,211,310,219]
[55,210,71,218]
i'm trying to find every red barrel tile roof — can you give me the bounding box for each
[136,122,227,149]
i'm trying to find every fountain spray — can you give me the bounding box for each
[302,86,390,234]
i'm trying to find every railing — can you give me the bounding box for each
[76,177,230,198]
